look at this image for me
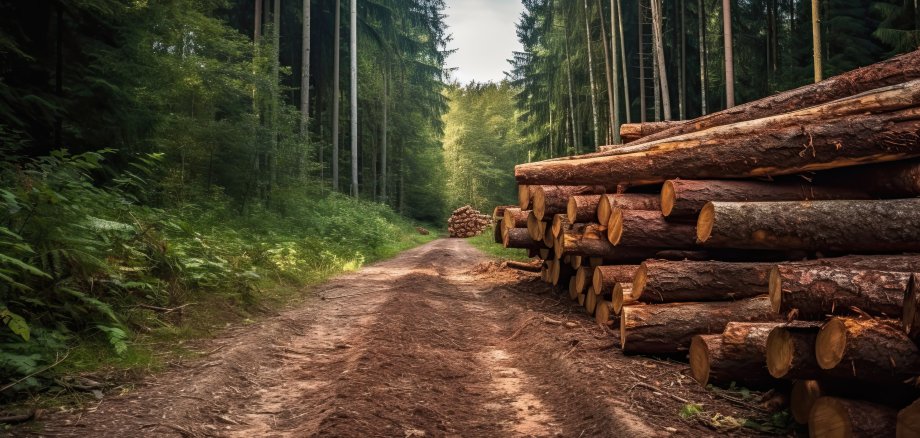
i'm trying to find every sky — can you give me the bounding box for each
[443,0,525,84]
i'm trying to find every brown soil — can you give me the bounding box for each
[22,239,780,437]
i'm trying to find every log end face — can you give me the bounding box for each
[595,300,611,326]
[612,283,626,315]
[768,266,782,314]
[569,277,578,300]
[791,380,822,425]
[575,267,588,293]
[897,398,920,438]
[809,397,852,438]
[661,180,676,217]
[632,263,649,300]
[766,328,794,378]
[570,255,583,270]
[688,335,711,387]
[696,202,715,243]
[619,307,628,349]
[567,197,577,223]
[597,195,611,225]
[816,318,847,370]
[608,208,624,246]
[532,187,546,221]
[518,185,531,209]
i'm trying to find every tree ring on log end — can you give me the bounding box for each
[518,185,531,209]
[816,318,847,370]
[568,277,578,300]
[791,380,822,425]
[575,267,589,293]
[768,266,782,313]
[809,397,852,438]
[661,180,676,217]
[532,186,546,220]
[608,208,624,245]
[619,307,629,349]
[597,195,611,224]
[689,335,711,386]
[566,197,578,223]
[632,263,649,300]
[612,283,628,314]
[696,202,716,242]
[766,328,794,378]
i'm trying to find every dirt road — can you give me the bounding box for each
[31,239,770,437]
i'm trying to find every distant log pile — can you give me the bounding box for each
[447,205,490,238]
[492,50,920,436]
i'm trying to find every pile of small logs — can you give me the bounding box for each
[495,49,920,436]
[447,205,491,238]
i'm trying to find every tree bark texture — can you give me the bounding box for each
[633,260,772,303]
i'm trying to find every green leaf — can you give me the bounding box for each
[1,308,31,341]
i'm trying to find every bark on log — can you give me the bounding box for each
[551,214,571,238]
[567,195,603,223]
[593,265,641,296]
[559,227,660,261]
[597,193,661,225]
[608,209,697,248]
[769,265,911,320]
[633,260,772,303]
[816,317,920,384]
[619,296,775,354]
[661,179,869,219]
[493,205,514,222]
[902,275,920,343]
[515,84,920,186]
[819,158,920,198]
[899,398,920,438]
[526,211,547,241]
[793,380,919,426]
[765,322,824,379]
[810,397,897,438]
[613,48,920,145]
[533,185,607,221]
[503,208,529,230]
[689,322,781,388]
[620,121,683,143]
[504,260,542,273]
[698,199,920,252]
[611,282,637,315]
[504,228,544,250]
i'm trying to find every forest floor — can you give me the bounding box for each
[18,239,788,437]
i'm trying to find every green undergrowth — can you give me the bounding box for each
[466,229,532,262]
[0,150,435,406]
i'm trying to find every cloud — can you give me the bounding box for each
[444,0,524,84]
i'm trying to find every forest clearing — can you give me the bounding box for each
[2,0,920,436]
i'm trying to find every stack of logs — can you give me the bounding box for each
[493,48,920,436]
[448,205,491,238]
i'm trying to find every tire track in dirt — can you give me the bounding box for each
[30,239,659,437]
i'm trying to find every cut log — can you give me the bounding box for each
[503,208,529,230]
[538,248,550,260]
[698,199,920,252]
[820,158,920,198]
[542,224,555,248]
[619,296,775,354]
[619,121,683,143]
[515,83,920,186]
[633,260,772,303]
[765,322,824,379]
[608,208,697,248]
[611,282,637,315]
[518,185,533,209]
[504,260,542,273]
[541,261,552,283]
[903,275,920,343]
[595,300,614,326]
[504,228,543,250]
[533,185,607,221]
[585,287,598,315]
[574,266,594,295]
[551,214,571,238]
[567,195,603,224]
[592,265,641,296]
[810,396,897,438]
[526,211,547,241]
[791,380,823,424]
[597,193,661,225]
[611,48,920,145]
[569,255,583,269]
[493,220,503,244]
[769,264,911,320]
[577,291,586,306]
[493,205,514,222]
[551,259,575,286]
[568,277,579,300]
[689,322,781,388]
[660,179,869,218]
[816,317,920,384]
[558,228,659,262]
[899,398,920,438]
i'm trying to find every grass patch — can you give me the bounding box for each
[465,227,532,262]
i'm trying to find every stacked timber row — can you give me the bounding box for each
[497,49,920,436]
[447,205,491,238]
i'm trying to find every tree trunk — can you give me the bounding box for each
[564,30,580,154]
[616,0,630,124]
[608,209,697,248]
[597,193,661,224]
[620,296,775,354]
[593,264,641,295]
[633,260,772,303]
[619,121,682,143]
[584,0,601,149]
[332,0,341,191]
[598,0,618,144]
[809,397,897,437]
[661,179,870,218]
[769,265,911,320]
[723,0,735,107]
[698,199,920,252]
[698,0,707,115]
[811,0,822,82]
[610,48,920,146]
[380,69,388,202]
[559,227,659,262]
[301,0,311,135]
[533,185,607,220]
[349,0,358,196]
[567,195,603,223]
[689,322,781,387]
[504,260,542,273]
[504,228,544,250]
[679,0,686,121]
[502,208,530,230]
[816,317,920,384]
[765,322,824,378]
[818,158,920,198]
[516,83,920,186]
[638,0,646,123]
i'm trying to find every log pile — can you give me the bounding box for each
[493,49,920,436]
[447,205,490,238]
